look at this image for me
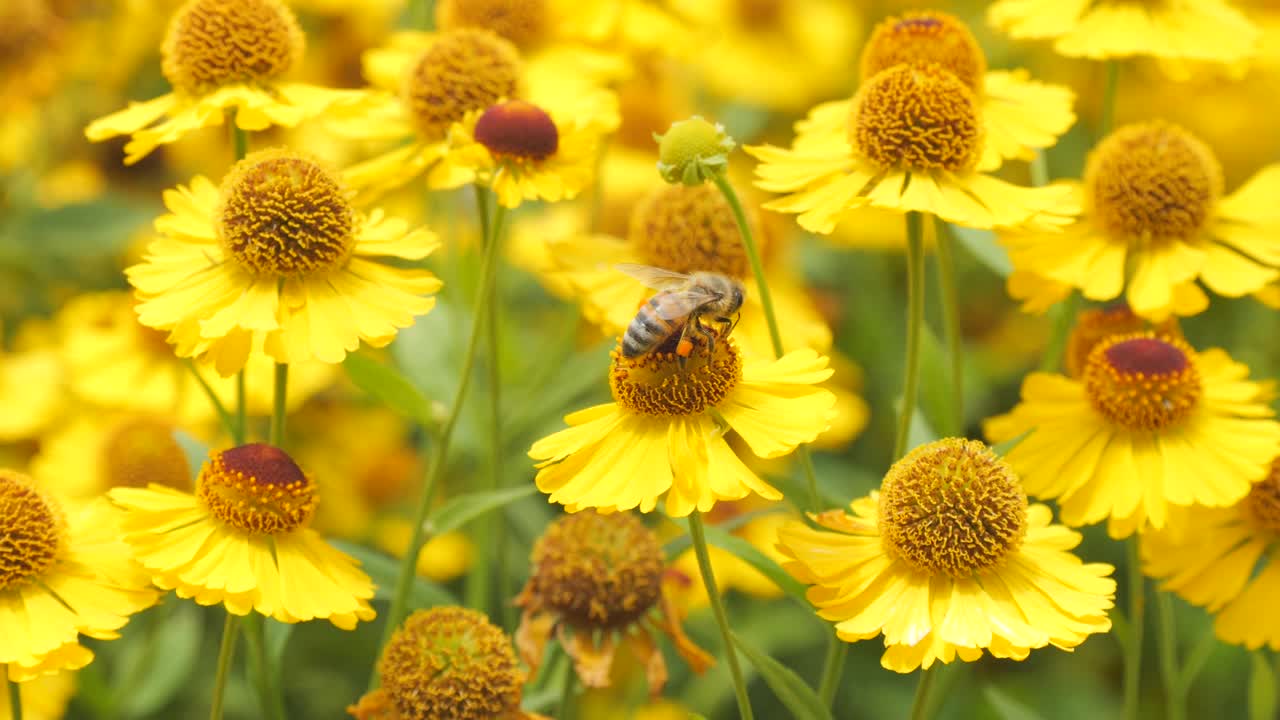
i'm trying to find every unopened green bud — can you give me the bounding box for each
[654,116,735,186]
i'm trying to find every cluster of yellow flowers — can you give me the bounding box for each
[3,0,1280,718]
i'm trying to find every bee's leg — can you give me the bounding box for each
[728,312,741,336]
[675,319,696,369]
[695,314,717,356]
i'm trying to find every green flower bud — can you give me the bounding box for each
[654,116,735,186]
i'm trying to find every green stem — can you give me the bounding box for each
[817,632,847,707]
[234,371,247,445]
[466,184,501,614]
[688,511,754,720]
[6,672,21,720]
[933,220,963,437]
[269,363,288,448]
[1177,623,1218,693]
[1100,60,1121,139]
[242,614,286,720]
[209,612,238,720]
[908,666,937,720]
[1038,292,1080,373]
[372,202,510,688]
[895,212,926,459]
[1122,537,1146,720]
[558,660,578,720]
[231,124,248,161]
[1156,590,1185,720]
[184,361,237,439]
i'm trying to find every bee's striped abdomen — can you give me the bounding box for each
[623,295,680,357]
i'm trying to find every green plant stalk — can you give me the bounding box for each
[559,659,578,720]
[209,612,238,720]
[371,203,510,688]
[242,614,286,720]
[688,511,754,720]
[1122,537,1146,720]
[7,671,21,720]
[895,212,926,459]
[1038,292,1080,373]
[269,363,288,447]
[909,666,937,720]
[185,360,237,439]
[234,371,247,445]
[1100,60,1121,139]
[1156,590,1185,720]
[933,220,963,437]
[817,632,847,707]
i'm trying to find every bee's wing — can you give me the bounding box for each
[615,263,693,291]
[650,289,718,320]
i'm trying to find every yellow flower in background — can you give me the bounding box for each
[777,439,1116,673]
[749,63,1077,233]
[985,332,1280,538]
[1003,123,1280,320]
[0,0,66,112]
[1143,460,1280,649]
[127,148,441,377]
[515,511,712,695]
[84,0,372,165]
[0,345,62,443]
[530,340,835,516]
[0,471,159,681]
[671,0,862,112]
[542,182,832,359]
[110,444,375,628]
[667,500,795,609]
[0,670,75,720]
[54,292,335,425]
[988,0,1258,66]
[1061,304,1182,379]
[335,28,618,203]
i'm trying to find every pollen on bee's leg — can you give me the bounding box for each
[676,338,694,357]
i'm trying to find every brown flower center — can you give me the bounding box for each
[377,606,523,720]
[196,443,317,534]
[522,510,664,629]
[861,11,987,93]
[474,100,558,161]
[629,183,757,278]
[610,338,742,416]
[435,0,548,49]
[0,470,63,591]
[879,439,1027,576]
[101,418,192,491]
[1085,122,1223,243]
[850,63,982,173]
[1246,462,1280,534]
[402,29,521,141]
[736,0,783,29]
[217,149,356,276]
[1083,333,1202,431]
[1065,304,1182,378]
[160,0,303,95]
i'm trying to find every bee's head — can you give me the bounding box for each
[729,280,745,313]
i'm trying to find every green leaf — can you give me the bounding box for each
[265,618,294,667]
[343,352,437,428]
[950,225,1012,277]
[1250,651,1276,720]
[662,507,787,558]
[991,428,1034,457]
[118,604,204,718]
[683,523,808,600]
[730,632,833,720]
[426,485,539,536]
[984,686,1049,720]
[172,429,209,478]
[329,540,456,607]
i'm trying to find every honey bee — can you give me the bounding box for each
[617,263,745,362]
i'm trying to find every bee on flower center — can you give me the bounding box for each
[616,263,745,365]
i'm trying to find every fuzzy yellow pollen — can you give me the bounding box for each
[1065,304,1181,378]
[1086,122,1224,243]
[610,339,743,416]
[376,607,523,720]
[655,116,735,186]
[217,149,356,276]
[629,184,757,277]
[1083,333,1202,431]
[522,511,664,629]
[0,470,64,591]
[878,439,1027,577]
[403,28,521,141]
[102,418,193,491]
[474,100,558,161]
[851,64,983,173]
[196,443,317,535]
[435,0,548,48]
[861,11,987,93]
[160,0,304,95]
[1246,461,1280,533]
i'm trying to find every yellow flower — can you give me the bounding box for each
[0,471,159,681]
[126,148,441,377]
[53,292,335,425]
[529,339,835,516]
[109,444,375,628]
[0,345,62,442]
[1142,460,1280,649]
[0,670,75,720]
[515,511,712,695]
[84,0,373,165]
[538,182,832,360]
[985,332,1280,538]
[336,28,617,204]
[988,0,1258,66]
[777,439,1116,673]
[1002,122,1280,320]
[748,63,1077,233]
